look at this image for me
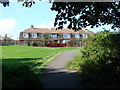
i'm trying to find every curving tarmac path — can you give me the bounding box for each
[40,50,95,88]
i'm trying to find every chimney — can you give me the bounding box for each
[31,25,34,29]
[5,34,7,38]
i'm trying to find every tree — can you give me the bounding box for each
[0,0,35,7]
[0,0,120,30]
[51,1,120,30]
[0,0,9,7]
[43,33,49,46]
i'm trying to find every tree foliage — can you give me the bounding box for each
[0,0,9,7]
[51,2,120,30]
[0,0,35,7]
[43,33,49,46]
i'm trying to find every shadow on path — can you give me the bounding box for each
[40,50,95,88]
[41,68,94,88]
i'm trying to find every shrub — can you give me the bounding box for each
[27,41,31,46]
[32,41,44,47]
[79,32,120,87]
[1,41,15,46]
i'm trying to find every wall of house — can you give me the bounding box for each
[19,32,85,41]
[19,32,89,47]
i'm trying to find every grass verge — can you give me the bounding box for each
[66,47,83,72]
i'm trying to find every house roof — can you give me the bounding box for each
[0,37,3,40]
[0,36,14,41]
[21,27,95,34]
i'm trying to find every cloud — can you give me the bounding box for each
[36,22,55,29]
[0,18,17,37]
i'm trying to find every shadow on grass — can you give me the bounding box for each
[3,58,42,63]
[2,58,43,88]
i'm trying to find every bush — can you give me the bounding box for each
[27,41,31,46]
[79,32,120,87]
[32,41,44,47]
[1,41,15,46]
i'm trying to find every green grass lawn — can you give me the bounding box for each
[1,45,81,88]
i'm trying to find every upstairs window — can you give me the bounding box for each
[32,33,37,38]
[23,33,29,38]
[75,34,80,38]
[63,34,71,38]
[82,34,88,38]
[51,34,57,38]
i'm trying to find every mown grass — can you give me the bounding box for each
[2,45,81,88]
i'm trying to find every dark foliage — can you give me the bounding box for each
[0,0,35,7]
[51,2,120,30]
[43,34,49,46]
[22,1,35,7]
[0,0,9,7]
[32,41,44,47]
[80,32,120,87]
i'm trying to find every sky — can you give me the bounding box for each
[0,1,115,40]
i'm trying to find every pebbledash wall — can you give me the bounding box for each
[19,25,95,47]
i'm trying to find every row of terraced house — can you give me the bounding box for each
[19,25,95,47]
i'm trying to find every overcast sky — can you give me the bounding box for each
[0,1,114,40]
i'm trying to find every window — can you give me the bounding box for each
[23,33,29,38]
[82,34,88,38]
[51,34,57,38]
[63,34,71,38]
[32,33,37,38]
[75,34,80,38]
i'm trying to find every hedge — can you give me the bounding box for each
[79,32,120,87]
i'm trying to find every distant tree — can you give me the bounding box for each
[43,34,49,46]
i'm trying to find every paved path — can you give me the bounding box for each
[41,50,94,88]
